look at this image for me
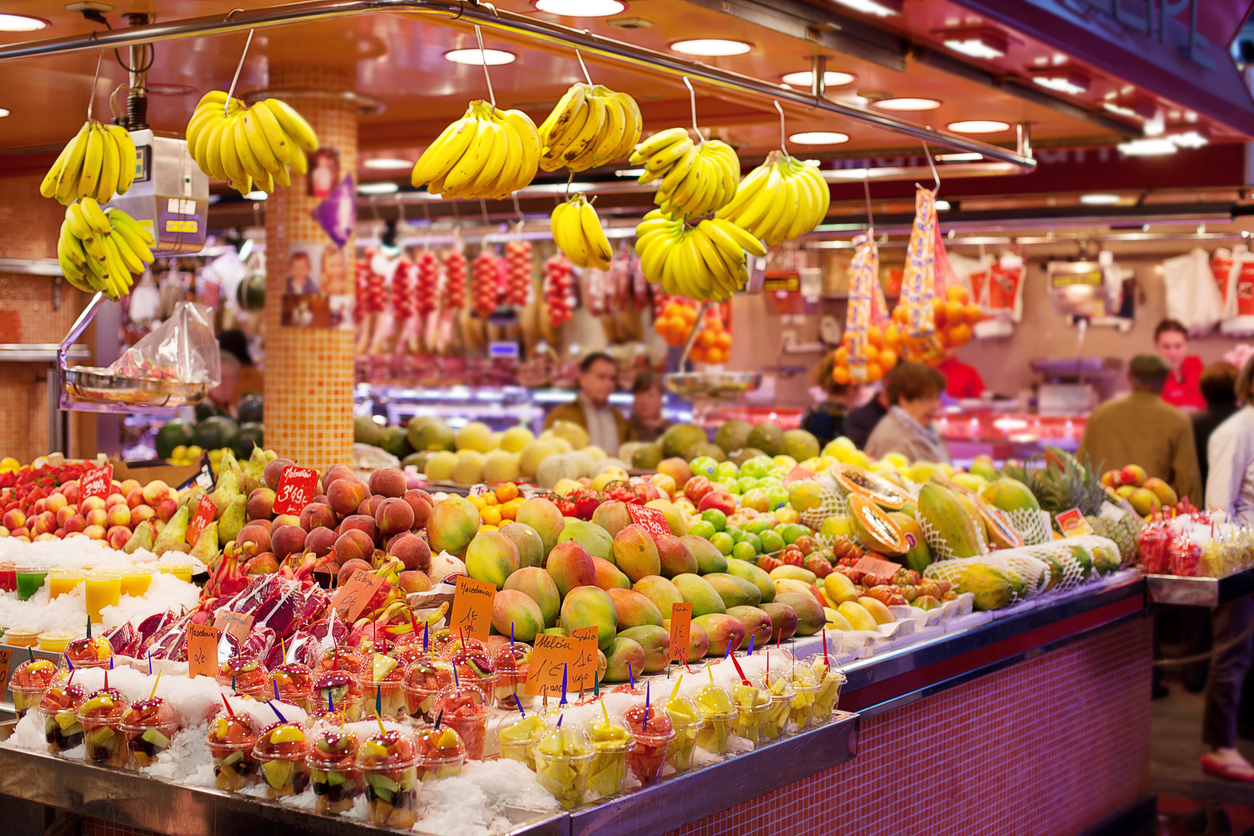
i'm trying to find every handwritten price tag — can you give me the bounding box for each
[273,465,318,516]
[1056,508,1094,538]
[81,465,113,501]
[213,610,255,642]
[626,504,672,539]
[449,576,495,640]
[525,633,579,697]
[853,555,903,577]
[332,569,386,621]
[186,496,217,546]
[669,602,693,663]
[568,626,599,691]
[187,624,218,679]
[0,648,11,694]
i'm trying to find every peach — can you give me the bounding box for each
[305,526,338,558]
[300,502,337,532]
[56,506,74,526]
[328,477,369,517]
[131,505,155,524]
[120,478,141,496]
[403,489,433,529]
[12,527,30,540]
[237,523,272,556]
[33,499,48,516]
[337,558,373,587]
[84,524,106,540]
[264,458,295,491]
[387,532,432,573]
[107,504,132,529]
[247,488,276,521]
[320,463,354,491]
[0,526,7,537]
[107,526,132,550]
[33,533,57,543]
[397,570,432,595]
[375,497,415,538]
[79,496,106,514]
[157,498,179,522]
[272,525,308,562]
[367,467,407,499]
[244,553,279,575]
[32,512,58,536]
[105,493,128,509]
[358,495,386,518]
[141,480,170,505]
[63,514,86,534]
[85,508,108,529]
[46,493,67,514]
[3,509,26,530]
[61,480,80,505]
[126,488,146,509]
[54,527,66,538]
[334,529,375,565]
[338,514,377,543]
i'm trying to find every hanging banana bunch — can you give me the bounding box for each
[58,198,155,300]
[629,128,740,221]
[40,121,137,206]
[186,91,319,196]
[550,194,614,271]
[717,150,830,245]
[410,100,540,200]
[537,82,642,173]
[633,209,765,302]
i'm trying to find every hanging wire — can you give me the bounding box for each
[681,76,701,141]
[863,168,874,235]
[225,29,255,118]
[920,140,941,194]
[773,101,788,157]
[575,49,593,86]
[512,192,525,231]
[86,51,104,121]
[474,25,496,110]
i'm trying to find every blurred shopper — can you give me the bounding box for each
[545,352,636,451]
[628,371,673,443]
[846,388,889,450]
[936,350,986,400]
[864,362,950,464]
[802,352,861,447]
[1156,318,1206,410]
[1194,362,1241,495]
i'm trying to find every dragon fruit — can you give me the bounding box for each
[136,610,178,648]
[102,622,141,657]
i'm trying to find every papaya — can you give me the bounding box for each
[916,483,985,559]
[847,494,907,556]
[955,564,1014,610]
[979,478,1041,514]
[889,511,931,573]
[833,464,908,510]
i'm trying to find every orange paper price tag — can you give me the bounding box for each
[187,624,218,679]
[214,610,255,642]
[669,602,693,663]
[332,569,386,622]
[524,633,578,698]
[568,626,599,691]
[852,555,903,577]
[0,648,11,692]
[186,496,217,546]
[449,576,495,640]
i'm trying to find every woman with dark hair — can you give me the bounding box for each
[1155,318,1206,410]
[802,351,860,447]
[863,362,951,464]
[628,371,673,443]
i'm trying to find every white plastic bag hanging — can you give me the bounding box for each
[1162,248,1223,335]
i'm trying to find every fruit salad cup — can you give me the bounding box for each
[401,657,454,723]
[267,663,314,710]
[78,688,130,767]
[693,684,736,755]
[308,728,362,815]
[415,726,467,782]
[312,670,365,721]
[121,697,180,769]
[357,729,420,828]
[64,636,113,670]
[730,681,770,746]
[497,712,545,771]
[802,654,847,722]
[430,628,459,658]
[253,723,311,799]
[364,654,407,719]
[218,657,270,701]
[39,682,86,754]
[623,704,674,785]
[449,645,499,698]
[432,685,491,761]
[662,694,703,772]
[533,725,594,809]
[786,665,821,730]
[491,643,533,711]
[8,658,58,719]
[314,647,368,681]
[206,713,260,791]
[758,674,794,741]
[389,638,427,670]
[585,712,635,798]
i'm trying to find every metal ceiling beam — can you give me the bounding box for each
[0,0,1034,172]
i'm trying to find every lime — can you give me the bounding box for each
[688,520,716,540]
[710,532,734,555]
[690,456,719,478]
[701,509,727,532]
[742,532,763,553]
[764,485,789,511]
[715,462,740,482]
[745,519,770,536]
[759,530,785,554]
[779,523,807,545]
[732,541,757,562]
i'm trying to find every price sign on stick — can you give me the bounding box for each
[214,610,255,642]
[1056,508,1094,538]
[626,505,672,539]
[332,569,386,621]
[81,465,113,500]
[669,603,693,663]
[273,466,318,516]
[449,576,495,640]
[186,496,217,546]
[525,633,579,697]
[188,624,218,679]
[568,626,599,691]
[853,555,902,577]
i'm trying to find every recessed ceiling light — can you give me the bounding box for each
[445,48,516,66]
[1103,102,1139,119]
[363,158,414,170]
[243,191,268,201]
[671,39,752,56]
[358,182,400,195]
[935,200,952,211]
[1117,138,1177,156]
[1079,194,1121,205]
[0,108,9,118]
[1031,68,1090,95]
[0,14,48,32]
[936,152,982,162]
[947,120,1009,133]
[1169,129,1210,149]
[830,0,902,16]
[534,0,625,15]
[145,83,196,96]
[941,30,1009,60]
[781,70,856,88]
[789,131,849,145]
[872,97,941,111]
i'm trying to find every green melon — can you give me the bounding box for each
[354,414,385,447]
[684,441,726,463]
[195,416,240,453]
[714,420,753,454]
[380,426,413,459]
[746,422,785,457]
[407,416,455,452]
[155,419,196,459]
[661,424,708,459]
[632,443,664,470]
[782,429,820,462]
[233,422,264,458]
[237,392,264,424]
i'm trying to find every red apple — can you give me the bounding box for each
[697,490,735,516]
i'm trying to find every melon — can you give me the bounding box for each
[782,429,820,462]
[520,440,559,478]
[746,422,785,457]
[847,494,908,556]
[456,421,496,453]
[535,454,581,489]
[483,450,522,483]
[714,420,752,453]
[451,450,486,485]
[549,420,590,450]
[566,450,595,479]
[424,451,458,483]
[632,444,664,470]
[408,416,455,452]
[500,425,536,453]
[661,424,708,459]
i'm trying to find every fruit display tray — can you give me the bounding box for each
[63,366,211,408]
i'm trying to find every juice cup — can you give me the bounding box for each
[47,569,85,599]
[37,630,77,654]
[5,629,40,648]
[0,561,16,592]
[15,566,49,601]
[120,565,154,597]
[158,561,194,583]
[85,570,122,623]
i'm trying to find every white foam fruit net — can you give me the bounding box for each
[916,510,988,562]
[922,554,1045,606]
[1004,507,1053,546]
[804,470,850,538]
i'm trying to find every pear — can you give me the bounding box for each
[264,449,278,462]
[122,521,154,555]
[209,468,240,520]
[242,446,267,495]
[153,505,190,556]
[218,449,243,488]
[180,485,207,511]
[218,494,246,544]
[191,520,219,566]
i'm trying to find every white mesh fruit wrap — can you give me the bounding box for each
[916,511,988,562]
[802,470,850,533]
[1004,507,1053,546]
[922,555,1035,606]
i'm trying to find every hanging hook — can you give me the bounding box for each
[474,25,496,110]
[773,101,789,157]
[575,49,593,87]
[226,29,255,118]
[564,171,574,200]
[862,167,874,235]
[86,51,104,121]
[681,76,701,141]
[920,140,941,194]
[479,197,490,227]
[512,192,525,231]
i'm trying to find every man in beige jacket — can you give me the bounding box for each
[544,352,637,452]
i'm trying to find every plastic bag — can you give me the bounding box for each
[108,300,221,385]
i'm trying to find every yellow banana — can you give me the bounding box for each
[465,119,508,197]
[645,136,693,172]
[552,201,588,267]
[203,119,230,182]
[607,91,642,162]
[590,92,626,166]
[542,97,590,166]
[539,84,588,153]
[40,141,72,199]
[242,110,281,176]
[107,125,137,194]
[261,98,319,152]
[249,101,296,168]
[735,162,781,232]
[77,123,104,200]
[488,116,524,199]
[498,109,540,192]
[762,175,798,244]
[412,116,478,188]
[442,119,495,195]
[110,225,145,274]
[633,127,691,163]
[54,124,91,205]
[219,116,248,187]
[110,214,154,264]
[698,219,743,261]
[95,127,119,204]
[59,222,87,267]
[712,217,767,257]
[578,199,613,269]
[234,118,268,185]
[80,197,111,236]
[562,94,606,166]
[660,144,699,195]
[108,208,155,248]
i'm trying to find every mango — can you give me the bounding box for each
[603,637,646,683]
[726,605,773,650]
[823,572,859,605]
[516,497,565,557]
[498,522,545,569]
[558,519,615,562]
[837,601,878,632]
[761,602,799,642]
[546,541,597,599]
[644,499,688,536]
[770,565,817,585]
[857,596,895,625]
[672,573,726,617]
[693,613,746,658]
[774,578,817,599]
[592,556,631,591]
[682,535,727,574]
[618,625,670,673]
[826,611,854,631]
[559,586,619,650]
[612,525,661,582]
[775,592,825,636]
[704,573,762,609]
[542,627,568,638]
[655,534,699,577]
[684,621,710,662]
[724,559,775,604]
[591,500,633,538]
[491,589,545,642]
[606,588,664,631]
[426,496,481,556]
[632,575,685,618]
[465,530,520,590]
[504,567,561,627]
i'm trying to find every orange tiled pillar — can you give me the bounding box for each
[263,66,357,471]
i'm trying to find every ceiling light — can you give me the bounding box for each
[445,48,516,65]
[670,39,752,56]
[0,14,48,32]
[941,30,1009,60]
[534,0,625,15]
[1117,137,1177,156]
[1080,194,1121,205]
[1103,102,1139,119]
[788,131,849,145]
[872,97,941,111]
[1169,129,1210,149]
[615,168,646,177]
[830,0,902,16]
[781,70,856,88]
[146,83,197,96]
[1031,68,1090,95]
[936,152,982,162]
[243,191,268,201]
[358,182,399,195]
[0,108,9,118]
[947,120,1009,133]
[935,200,952,211]
[363,158,414,170]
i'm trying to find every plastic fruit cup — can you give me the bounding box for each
[266,664,314,712]
[37,630,77,654]
[802,654,846,722]
[491,645,532,711]
[364,675,407,720]
[532,727,595,809]
[120,700,180,769]
[788,681,820,729]
[730,683,770,747]
[158,561,194,583]
[47,569,85,599]
[433,685,491,761]
[4,629,39,648]
[357,732,420,828]
[206,717,260,792]
[120,565,154,597]
[663,706,703,773]
[65,636,114,669]
[496,713,546,772]
[39,684,86,754]
[78,692,130,768]
[401,657,454,723]
[84,569,122,623]
[253,725,311,800]
[312,670,365,721]
[15,566,49,601]
[415,727,468,782]
[693,685,736,755]
[308,728,362,815]
[585,716,634,798]
[8,659,58,719]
